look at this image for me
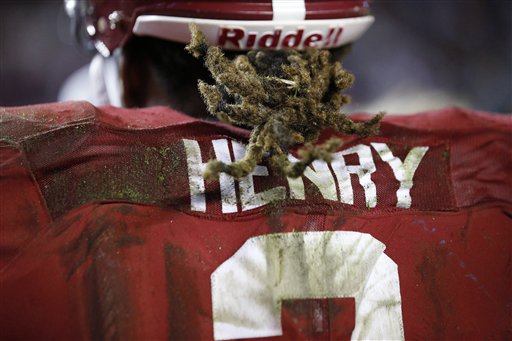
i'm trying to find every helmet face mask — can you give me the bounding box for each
[70,0,374,57]
[65,0,96,51]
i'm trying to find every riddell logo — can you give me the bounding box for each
[217,27,344,49]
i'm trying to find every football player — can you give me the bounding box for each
[0,1,510,340]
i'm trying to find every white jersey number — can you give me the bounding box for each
[211,231,404,340]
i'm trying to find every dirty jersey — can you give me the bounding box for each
[0,102,510,340]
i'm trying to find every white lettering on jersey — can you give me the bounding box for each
[330,149,353,205]
[285,155,306,200]
[371,143,429,208]
[183,139,207,212]
[287,155,338,201]
[183,139,430,212]
[212,139,238,213]
[334,144,378,208]
[232,141,286,211]
[211,231,404,340]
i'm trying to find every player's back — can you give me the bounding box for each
[1,102,510,340]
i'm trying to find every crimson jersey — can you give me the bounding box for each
[0,102,510,340]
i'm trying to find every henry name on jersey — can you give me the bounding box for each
[183,138,433,214]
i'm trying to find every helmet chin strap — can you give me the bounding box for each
[89,50,123,107]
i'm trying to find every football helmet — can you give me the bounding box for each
[65,0,374,57]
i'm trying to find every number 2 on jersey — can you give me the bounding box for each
[211,231,404,340]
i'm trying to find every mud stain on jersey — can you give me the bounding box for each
[416,245,452,339]
[61,206,143,280]
[85,248,133,340]
[114,204,135,216]
[164,243,205,340]
[114,235,145,249]
[35,137,187,218]
[332,217,346,228]
[51,212,84,237]
[264,200,287,233]
[67,206,138,340]
[63,214,113,280]
[17,199,43,233]
[354,298,402,341]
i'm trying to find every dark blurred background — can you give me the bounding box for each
[1,0,511,114]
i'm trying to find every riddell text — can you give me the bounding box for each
[217,27,344,49]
